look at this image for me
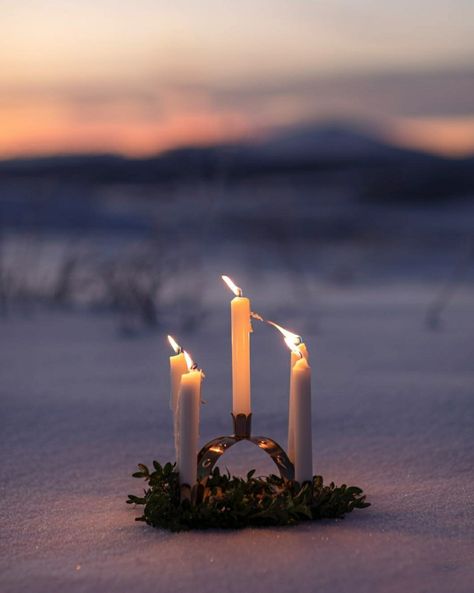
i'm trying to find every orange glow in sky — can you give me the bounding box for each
[0,100,253,158]
[386,117,474,158]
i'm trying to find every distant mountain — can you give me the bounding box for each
[0,122,431,173]
[0,122,473,201]
[256,122,420,162]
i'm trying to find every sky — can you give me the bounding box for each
[1,0,474,158]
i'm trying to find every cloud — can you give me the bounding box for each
[204,68,474,119]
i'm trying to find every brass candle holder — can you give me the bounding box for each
[197,413,295,481]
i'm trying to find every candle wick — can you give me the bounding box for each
[192,366,206,379]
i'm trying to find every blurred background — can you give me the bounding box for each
[0,0,473,334]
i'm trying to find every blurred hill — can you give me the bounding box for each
[1,122,473,195]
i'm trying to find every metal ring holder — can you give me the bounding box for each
[197,413,295,481]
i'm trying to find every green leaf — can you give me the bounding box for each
[137,463,150,476]
[127,494,146,505]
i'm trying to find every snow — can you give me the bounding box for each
[1,284,473,593]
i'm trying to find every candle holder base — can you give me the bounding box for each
[197,413,295,481]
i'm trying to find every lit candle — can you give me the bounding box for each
[167,335,190,457]
[167,335,188,415]
[290,351,312,483]
[176,351,203,486]
[222,275,252,416]
[267,322,309,463]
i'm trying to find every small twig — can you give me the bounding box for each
[425,238,474,329]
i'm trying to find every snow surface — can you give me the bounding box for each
[1,285,473,593]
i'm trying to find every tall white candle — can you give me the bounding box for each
[222,276,252,416]
[292,355,313,483]
[176,360,202,486]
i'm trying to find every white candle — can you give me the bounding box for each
[167,335,188,414]
[288,342,309,462]
[267,321,313,482]
[292,355,312,483]
[176,354,202,486]
[266,321,309,463]
[168,335,190,458]
[222,276,252,416]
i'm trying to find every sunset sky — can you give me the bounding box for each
[1,1,474,158]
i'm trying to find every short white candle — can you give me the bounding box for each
[288,342,309,462]
[167,335,188,415]
[167,335,190,458]
[176,357,202,486]
[266,321,310,465]
[292,355,313,483]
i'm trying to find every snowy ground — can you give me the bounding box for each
[1,279,473,593]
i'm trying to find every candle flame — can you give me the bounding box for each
[267,321,302,346]
[221,275,242,297]
[167,335,182,354]
[284,336,304,358]
[183,350,195,371]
